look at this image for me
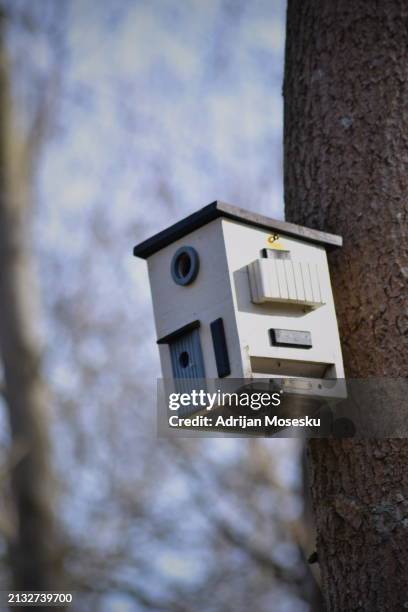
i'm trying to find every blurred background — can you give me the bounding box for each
[0,1,321,610]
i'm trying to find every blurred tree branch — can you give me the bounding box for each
[167,439,313,600]
[0,1,66,600]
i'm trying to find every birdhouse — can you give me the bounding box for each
[134,201,345,400]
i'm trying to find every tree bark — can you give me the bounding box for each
[284,1,408,610]
[0,9,61,599]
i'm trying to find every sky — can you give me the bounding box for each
[40,0,286,244]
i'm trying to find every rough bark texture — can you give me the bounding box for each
[0,10,61,600]
[284,1,408,610]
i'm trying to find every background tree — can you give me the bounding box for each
[284,1,408,609]
[0,1,65,598]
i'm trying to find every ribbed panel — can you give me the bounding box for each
[247,259,325,307]
[169,328,206,413]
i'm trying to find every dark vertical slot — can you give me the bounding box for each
[210,318,231,378]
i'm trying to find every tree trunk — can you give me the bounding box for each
[0,9,61,600]
[283,1,408,610]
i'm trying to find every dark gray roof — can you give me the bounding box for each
[133,201,342,259]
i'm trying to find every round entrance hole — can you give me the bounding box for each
[176,252,191,278]
[171,246,200,286]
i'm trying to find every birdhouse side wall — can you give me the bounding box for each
[147,218,244,380]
